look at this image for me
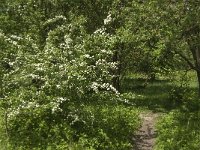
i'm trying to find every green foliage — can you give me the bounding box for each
[0,3,140,149]
[5,103,140,150]
[155,110,200,150]
[155,74,200,150]
[167,71,198,110]
[1,0,200,149]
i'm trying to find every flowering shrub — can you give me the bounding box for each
[0,16,140,149]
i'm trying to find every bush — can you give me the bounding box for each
[77,105,140,150]
[0,18,140,150]
[3,103,140,150]
[168,85,199,111]
[155,109,200,150]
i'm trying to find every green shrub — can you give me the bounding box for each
[0,19,140,150]
[3,102,140,150]
[155,110,200,150]
[78,105,140,150]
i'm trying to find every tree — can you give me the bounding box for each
[111,0,200,95]
[0,1,126,149]
[155,0,200,96]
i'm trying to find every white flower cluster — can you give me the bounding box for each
[67,111,86,126]
[7,96,70,120]
[1,32,38,51]
[33,63,45,71]
[95,59,106,66]
[64,34,73,45]
[91,82,99,93]
[83,54,94,59]
[91,82,118,94]
[5,35,19,46]
[7,101,40,120]
[100,49,113,55]
[104,12,112,25]
[28,73,40,79]
[24,35,39,50]
[59,34,73,50]
[51,97,69,114]
[108,61,118,69]
[10,35,23,40]
[101,83,119,94]
[94,28,107,35]
[7,108,20,120]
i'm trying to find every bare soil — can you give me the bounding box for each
[133,112,160,150]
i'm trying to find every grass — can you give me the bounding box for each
[121,71,200,150]
[121,71,198,112]
[0,71,198,149]
[0,110,9,150]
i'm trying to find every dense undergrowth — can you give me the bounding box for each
[155,86,200,150]
[0,104,140,150]
[121,72,200,150]
[0,17,141,150]
[1,1,200,150]
[156,109,200,150]
[1,70,199,150]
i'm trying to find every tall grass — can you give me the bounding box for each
[121,71,198,112]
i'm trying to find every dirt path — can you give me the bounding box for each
[133,112,160,150]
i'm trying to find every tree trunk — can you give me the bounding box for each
[196,70,200,97]
[190,47,200,96]
[195,49,200,96]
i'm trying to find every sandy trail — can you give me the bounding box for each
[133,112,160,150]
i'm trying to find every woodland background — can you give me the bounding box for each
[0,0,200,149]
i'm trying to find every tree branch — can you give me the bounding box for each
[174,50,197,71]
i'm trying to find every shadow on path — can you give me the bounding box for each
[132,112,160,150]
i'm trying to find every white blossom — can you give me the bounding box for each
[104,13,112,25]
[91,82,99,93]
